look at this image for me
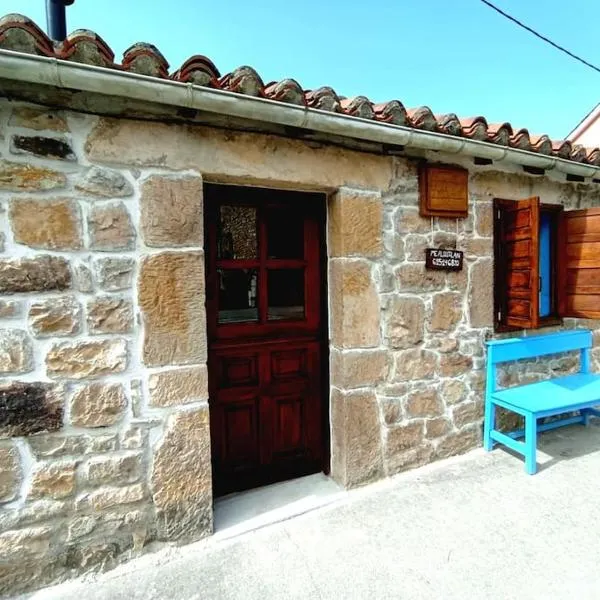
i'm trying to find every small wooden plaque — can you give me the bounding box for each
[425,248,463,271]
[419,165,469,218]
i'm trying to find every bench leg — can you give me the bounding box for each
[483,399,495,452]
[581,408,591,427]
[525,413,537,475]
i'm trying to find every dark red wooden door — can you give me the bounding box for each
[205,184,326,496]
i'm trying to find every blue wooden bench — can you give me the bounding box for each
[484,329,600,474]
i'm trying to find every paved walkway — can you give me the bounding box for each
[25,423,600,600]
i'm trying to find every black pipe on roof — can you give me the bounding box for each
[46,0,75,42]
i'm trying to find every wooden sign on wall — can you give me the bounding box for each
[419,164,469,218]
[425,248,464,271]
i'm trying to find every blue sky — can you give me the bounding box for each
[6,0,600,139]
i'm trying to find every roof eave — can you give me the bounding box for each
[1,49,598,181]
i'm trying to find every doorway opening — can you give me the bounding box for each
[204,183,329,497]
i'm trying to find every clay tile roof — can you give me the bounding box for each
[436,113,462,137]
[305,86,342,113]
[459,116,489,141]
[339,96,374,120]
[1,12,598,168]
[407,106,437,131]
[171,55,220,86]
[487,123,513,146]
[57,29,114,67]
[373,100,407,126]
[263,79,305,105]
[220,66,264,97]
[122,43,169,78]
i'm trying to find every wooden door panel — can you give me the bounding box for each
[218,395,260,467]
[206,185,326,496]
[217,353,259,388]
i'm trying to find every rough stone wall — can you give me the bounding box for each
[0,101,211,596]
[328,159,600,486]
[1,97,600,595]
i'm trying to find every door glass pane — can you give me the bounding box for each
[268,269,305,321]
[218,269,258,323]
[218,205,257,259]
[266,209,304,259]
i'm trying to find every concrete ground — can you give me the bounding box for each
[24,422,600,600]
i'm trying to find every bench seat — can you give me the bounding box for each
[492,373,600,416]
[484,330,600,474]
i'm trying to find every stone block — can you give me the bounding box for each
[0,159,66,191]
[88,202,135,250]
[441,379,468,405]
[87,296,133,334]
[29,460,77,500]
[75,166,133,197]
[329,188,383,257]
[439,353,473,377]
[395,263,446,293]
[95,257,134,291]
[329,259,380,349]
[0,329,33,374]
[0,527,51,561]
[330,388,383,488]
[386,296,425,349]
[0,382,63,438]
[9,106,68,132]
[78,483,145,512]
[432,232,457,248]
[46,338,128,379]
[330,349,388,389]
[425,417,452,439]
[149,366,208,407]
[394,207,430,234]
[10,134,75,161]
[0,442,20,502]
[453,401,484,428]
[151,407,213,541]
[474,202,493,237]
[381,397,403,425]
[430,292,462,332]
[70,383,127,427]
[404,234,429,261]
[405,388,443,418]
[85,118,394,191]
[28,296,81,337]
[10,198,82,250]
[385,443,433,477]
[469,259,494,327]
[140,175,203,247]
[393,348,436,382]
[385,421,424,454]
[139,252,206,367]
[0,300,22,318]
[27,433,118,459]
[84,453,142,486]
[74,262,93,293]
[436,427,480,459]
[0,256,71,294]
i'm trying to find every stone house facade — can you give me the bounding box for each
[1,13,600,596]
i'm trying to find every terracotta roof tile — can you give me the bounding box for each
[373,100,408,126]
[57,29,114,67]
[171,55,220,86]
[1,13,598,168]
[339,96,374,120]
[122,43,169,78]
[220,66,264,97]
[459,117,489,141]
[305,86,342,113]
[487,123,513,146]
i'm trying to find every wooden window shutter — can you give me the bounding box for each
[558,207,600,319]
[494,197,540,329]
